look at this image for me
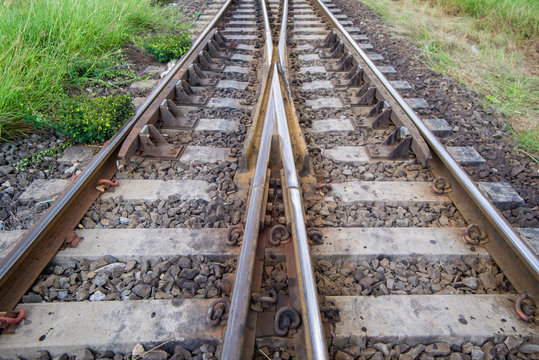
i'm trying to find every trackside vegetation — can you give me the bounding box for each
[359,0,539,155]
[0,0,191,143]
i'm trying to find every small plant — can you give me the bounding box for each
[135,32,192,63]
[66,53,141,87]
[14,141,72,171]
[27,95,134,144]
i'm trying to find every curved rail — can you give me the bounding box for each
[220,0,275,356]
[272,64,328,359]
[315,0,539,284]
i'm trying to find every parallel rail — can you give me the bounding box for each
[0,0,536,357]
[313,0,539,298]
[0,0,235,310]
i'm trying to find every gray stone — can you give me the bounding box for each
[373,343,389,356]
[82,349,94,360]
[92,272,109,287]
[142,350,169,360]
[359,276,375,288]
[334,350,354,360]
[470,346,484,360]
[504,336,523,351]
[89,290,106,302]
[0,165,14,175]
[32,350,50,360]
[424,342,450,356]
[405,344,425,359]
[95,262,125,275]
[178,256,192,269]
[479,272,496,290]
[462,342,473,354]
[57,290,68,301]
[132,283,152,298]
[462,277,479,289]
[482,341,496,360]
[180,268,199,280]
[81,217,96,228]
[76,288,89,301]
[519,343,539,354]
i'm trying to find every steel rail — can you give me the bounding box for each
[0,0,233,294]
[277,0,289,63]
[272,65,329,359]
[220,0,275,357]
[220,83,275,359]
[315,0,539,277]
[261,0,273,64]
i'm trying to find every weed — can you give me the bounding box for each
[27,95,134,144]
[14,141,72,171]
[359,0,539,154]
[0,0,187,141]
[65,52,144,90]
[135,32,192,63]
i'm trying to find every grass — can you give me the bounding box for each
[134,32,192,63]
[358,0,539,155]
[0,0,190,142]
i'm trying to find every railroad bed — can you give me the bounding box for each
[0,0,537,359]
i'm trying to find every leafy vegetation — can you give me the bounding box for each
[359,0,539,154]
[66,53,142,87]
[14,141,72,171]
[135,32,192,63]
[27,96,134,144]
[0,0,188,142]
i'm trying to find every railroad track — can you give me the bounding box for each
[0,0,537,359]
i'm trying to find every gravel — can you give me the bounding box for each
[24,343,218,360]
[331,338,539,360]
[25,256,236,302]
[79,196,244,230]
[305,201,466,228]
[315,257,514,296]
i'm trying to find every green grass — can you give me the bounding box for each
[359,0,539,155]
[135,32,192,63]
[0,0,187,141]
[426,0,538,43]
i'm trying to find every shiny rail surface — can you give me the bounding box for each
[0,0,537,357]
[314,0,539,296]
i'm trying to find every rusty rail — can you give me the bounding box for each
[314,0,538,297]
[0,0,234,311]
